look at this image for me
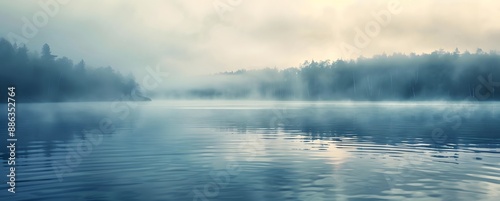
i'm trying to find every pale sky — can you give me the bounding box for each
[1,0,500,75]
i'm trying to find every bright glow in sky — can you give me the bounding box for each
[1,0,499,75]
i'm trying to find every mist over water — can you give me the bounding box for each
[151,50,500,102]
[3,1,500,200]
[1,101,499,200]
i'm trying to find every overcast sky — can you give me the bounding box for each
[1,0,499,75]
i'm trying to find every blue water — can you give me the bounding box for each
[1,101,500,201]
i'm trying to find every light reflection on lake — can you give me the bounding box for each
[1,101,499,201]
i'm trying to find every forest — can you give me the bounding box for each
[162,49,500,101]
[0,39,148,102]
[3,37,500,102]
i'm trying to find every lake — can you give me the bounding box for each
[1,101,500,201]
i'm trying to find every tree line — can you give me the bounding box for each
[165,49,500,101]
[0,39,147,102]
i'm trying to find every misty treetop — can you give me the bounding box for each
[164,49,500,101]
[0,39,145,102]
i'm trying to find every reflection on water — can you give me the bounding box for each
[1,101,500,201]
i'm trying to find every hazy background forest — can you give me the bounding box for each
[2,37,500,102]
[158,49,500,101]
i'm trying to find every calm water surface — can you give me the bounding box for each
[1,101,500,201]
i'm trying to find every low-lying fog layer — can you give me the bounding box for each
[156,50,500,101]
